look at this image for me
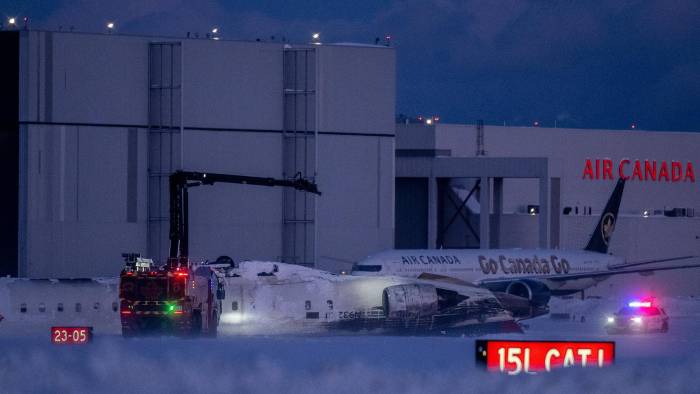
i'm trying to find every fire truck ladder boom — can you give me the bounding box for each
[168,170,321,259]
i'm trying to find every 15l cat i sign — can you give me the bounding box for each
[476,340,615,374]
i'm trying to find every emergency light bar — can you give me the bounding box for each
[629,301,652,308]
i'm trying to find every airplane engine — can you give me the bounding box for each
[505,280,551,307]
[382,284,438,319]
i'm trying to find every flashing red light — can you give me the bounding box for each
[176,272,188,277]
[174,310,184,315]
[125,272,133,276]
[120,310,132,315]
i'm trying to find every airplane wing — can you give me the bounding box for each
[477,260,700,286]
[417,272,480,287]
[546,261,700,282]
[607,255,696,270]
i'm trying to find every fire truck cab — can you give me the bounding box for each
[119,253,224,337]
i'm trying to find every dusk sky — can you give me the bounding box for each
[2,0,699,131]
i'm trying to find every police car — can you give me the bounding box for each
[605,300,669,334]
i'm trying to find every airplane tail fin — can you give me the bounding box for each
[584,178,625,254]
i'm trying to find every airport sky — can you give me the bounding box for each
[2,0,700,131]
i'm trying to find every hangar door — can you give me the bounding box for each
[395,178,428,249]
[0,32,19,277]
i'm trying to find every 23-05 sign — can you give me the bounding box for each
[51,327,93,345]
[476,340,614,374]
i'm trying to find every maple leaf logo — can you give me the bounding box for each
[601,213,616,245]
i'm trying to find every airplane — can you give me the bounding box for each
[0,260,543,337]
[351,179,700,310]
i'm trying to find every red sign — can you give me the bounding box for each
[582,158,695,182]
[51,327,92,345]
[476,340,614,374]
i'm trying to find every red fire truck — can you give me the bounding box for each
[119,253,225,337]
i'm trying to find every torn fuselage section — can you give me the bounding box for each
[218,262,520,335]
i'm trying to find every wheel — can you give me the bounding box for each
[122,326,137,338]
[205,311,219,338]
[190,310,203,337]
[121,317,138,338]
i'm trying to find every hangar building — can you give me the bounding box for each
[396,122,700,295]
[0,30,395,278]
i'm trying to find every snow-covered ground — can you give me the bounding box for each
[2,297,700,393]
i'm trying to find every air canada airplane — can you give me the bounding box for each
[352,179,700,310]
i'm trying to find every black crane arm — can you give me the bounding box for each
[169,170,321,259]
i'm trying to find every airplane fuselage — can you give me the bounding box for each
[0,262,519,336]
[353,249,624,294]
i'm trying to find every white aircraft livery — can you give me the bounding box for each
[352,179,700,308]
[0,261,532,336]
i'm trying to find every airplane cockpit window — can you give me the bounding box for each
[353,264,382,272]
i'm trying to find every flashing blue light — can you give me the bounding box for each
[629,301,651,308]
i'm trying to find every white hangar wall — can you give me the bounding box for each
[17,30,395,277]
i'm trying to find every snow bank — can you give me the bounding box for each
[1,335,699,394]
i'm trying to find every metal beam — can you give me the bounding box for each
[440,180,481,240]
[428,176,438,249]
[491,177,503,248]
[479,177,490,249]
[539,176,549,248]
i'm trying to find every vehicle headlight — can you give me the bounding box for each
[631,316,643,324]
[606,316,615,323]
[221,312,246,324]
